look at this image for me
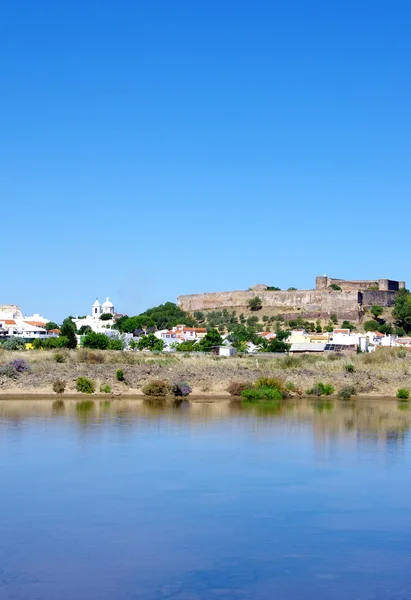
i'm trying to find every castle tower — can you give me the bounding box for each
[92,298,101,319]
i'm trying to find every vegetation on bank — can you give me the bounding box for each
[0,346,409,399]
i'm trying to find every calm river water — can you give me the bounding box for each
[1,397,411,600]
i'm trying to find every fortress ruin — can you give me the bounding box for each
[178,276,406,322]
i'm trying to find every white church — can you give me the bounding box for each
[73,297,117,334]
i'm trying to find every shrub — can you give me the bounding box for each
[10,359,30,373]
[306,382,335,396]
[345,363,355,373]
[76,376,95,394]
[52,379,66,394]
[248,296,263,311]
[108,339,124,351]
[0,364,18,378]
[2,336,26,350]
[285,381,297,392]
[330,284,342,291]
[241,386,283,401]
[82,332,110,350]
[397,348,407,359]
[171,382,192,397]
[396,388,410,400]
[53,351,67,363]
[116,369,125,382]
[100,384,112,393]
[255,377,285,392]
[227,381,249,396]
[364,320,380,332]
[141,379,171,396]
[0,359,30,378]
[338,385,356,399]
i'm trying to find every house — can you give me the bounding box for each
[257,331,277,340]
[211,346,237,357]
[328,329,368,352]
[0,306,55,340]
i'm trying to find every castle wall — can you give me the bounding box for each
[178,290,361,319]
[360,291,397,307]
[316,276,405,292]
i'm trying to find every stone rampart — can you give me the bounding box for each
[178,290,361,319]
[316,276,405,292]
[360,290,397,307]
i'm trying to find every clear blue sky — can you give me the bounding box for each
[1,1,410,321]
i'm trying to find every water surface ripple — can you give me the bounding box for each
[1,398,410,600]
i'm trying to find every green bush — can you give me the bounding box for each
[116,369,125,382]
[82,332,110,350]
[100,384,112,393]
[141,379,171,396]
[338,385,356,399]
[52,379,66,394]
[330,284,342,291]
[255,377,285,392]
[76,376,95,394]
[2,336,26,350]
[241,386,283,401]
[306,382,335,396]
[396,388,410,400]
[345,363,355,373]
[364,320,379,332]
[108,339,124,351]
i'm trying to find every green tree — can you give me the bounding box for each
[341,320,356,331]
[363,320,379,332]
[287,287,297,291]
[330,313,338,325]
[393,289,411,332]
[248,296,263,311]
[45,321,59,331]
[137,333,164,352]
[198,328,223,352]
[371,305,383,320]
[60,318,77,348]
[378,323,393,335]
[260,338,290,353]
[176,340,200,352]
[330,284,342,291]
[100,313,113,321]
[267,286,281,291]
[82,332,110,349]
[78,325,92,335]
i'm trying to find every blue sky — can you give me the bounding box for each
[1,1,410,321]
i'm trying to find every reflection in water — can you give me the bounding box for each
[1,397,411,448]
[1,397,411,600]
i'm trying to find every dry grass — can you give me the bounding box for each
[0,348,409,397]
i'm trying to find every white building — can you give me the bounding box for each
[73,297,116,334]
[0,306,54,340]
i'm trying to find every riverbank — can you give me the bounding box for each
[0,347,410,398]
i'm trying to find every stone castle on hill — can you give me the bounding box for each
[177,276,406,322]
